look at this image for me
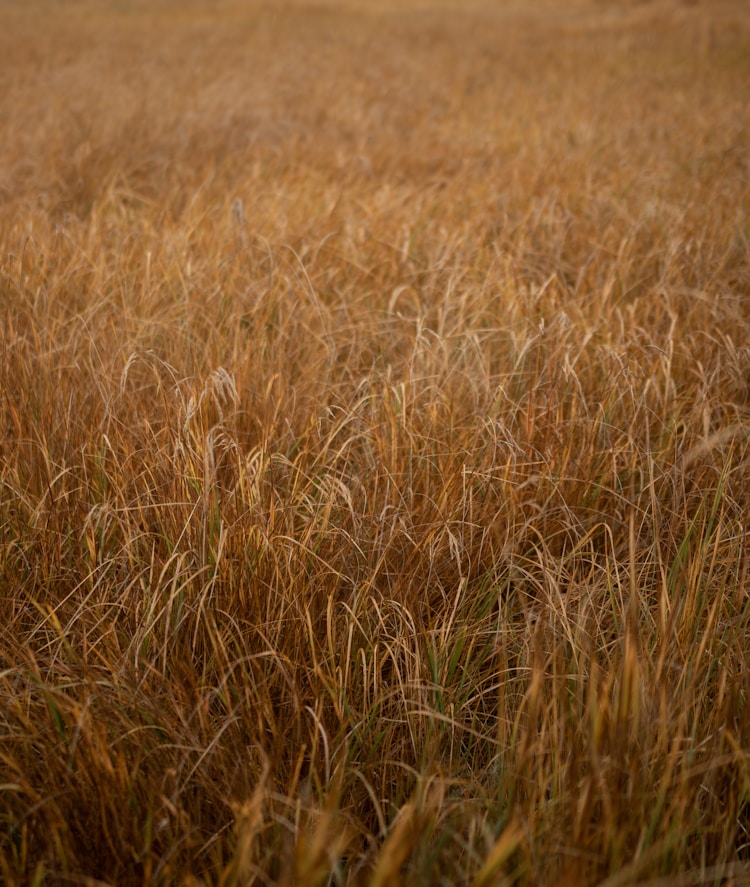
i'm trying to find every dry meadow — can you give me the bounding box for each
[1,0,750,884]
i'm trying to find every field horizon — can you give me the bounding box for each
[1,1,749,884]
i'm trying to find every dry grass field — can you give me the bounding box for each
[1,0,749,883]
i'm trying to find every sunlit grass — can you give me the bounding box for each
[1,0,749,884]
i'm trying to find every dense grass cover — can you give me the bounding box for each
[1,1,749,883]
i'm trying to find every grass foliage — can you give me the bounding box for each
[1,0,749,883]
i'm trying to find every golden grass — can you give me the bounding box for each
[1,0,749,883]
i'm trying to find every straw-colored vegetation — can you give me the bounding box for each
[1,0,749,883]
